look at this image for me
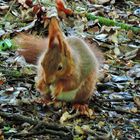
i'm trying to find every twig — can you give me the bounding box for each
[104,107,140,118]
[0,68,36,79]
[95,104,140,118]
[91,98,140,118]
[99,97,133,103]
[0,111,72,138]
[0,111,70,132]
[4,128,71,139]
[4,0,16,19]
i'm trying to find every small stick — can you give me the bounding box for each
[4,0,16,19]
[0,111,69,132]
[99,97,133,103]
[103,107,140,118]
[4,128,71,139]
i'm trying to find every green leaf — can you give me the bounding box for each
[0,39,12,51]
[3,126,11,131]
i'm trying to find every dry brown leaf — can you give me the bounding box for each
[133,96,140,108]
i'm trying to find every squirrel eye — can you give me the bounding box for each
[57,63,63,71]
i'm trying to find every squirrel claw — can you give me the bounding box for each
[72,104,94,118]
[51,94,57,101]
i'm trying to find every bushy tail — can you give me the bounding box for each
[15,34,47,64]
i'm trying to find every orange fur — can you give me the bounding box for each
[16,17,102,106]
[56,0,73,15]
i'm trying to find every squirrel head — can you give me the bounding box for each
[40,17,74,85]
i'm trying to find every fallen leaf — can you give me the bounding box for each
[0,39,12,51]
[111,74,131,82]
[127,30,134,39]
[109,30,118,44]
[114,47,121,56]
[56,0,73,15]
[0,80,4,85]
[74,125,84,135]
[94,34,108,42]
[95,0,110,5]
[0,130,4,140]
[128,64,140,78]
[18,0,29,8]
[133,96,140,108]
[60,111,79,124]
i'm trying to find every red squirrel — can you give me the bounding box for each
[16,17,101,112]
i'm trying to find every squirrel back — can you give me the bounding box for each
[66,37,99,80]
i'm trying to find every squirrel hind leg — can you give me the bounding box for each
[71,71,97,117]
[74,71,97,103]
[72,103,94,117]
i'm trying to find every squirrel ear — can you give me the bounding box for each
[48,33,71,57]
[48,17,63,51]
[48,35,62,51]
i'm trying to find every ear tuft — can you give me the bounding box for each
[48,17,61,50]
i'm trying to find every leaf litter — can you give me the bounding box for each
[0,0,140,139]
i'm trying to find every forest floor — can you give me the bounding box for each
[0,0,140,139]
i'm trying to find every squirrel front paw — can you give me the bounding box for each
[50,82,63,101]
[51,93,57,101]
